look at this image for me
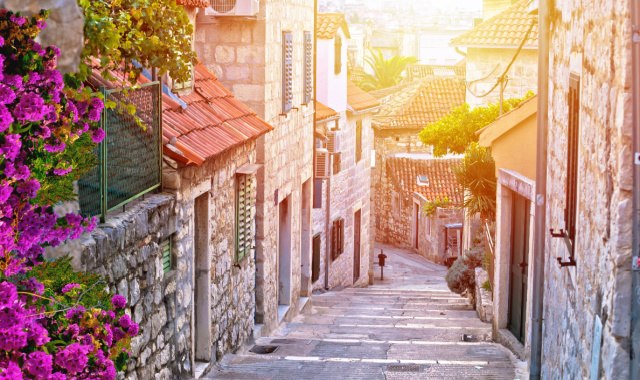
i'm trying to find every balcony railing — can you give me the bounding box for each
[78,82,162,222]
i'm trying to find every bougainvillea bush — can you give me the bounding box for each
[0,10,138,379]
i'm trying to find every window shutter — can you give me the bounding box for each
[303,31,313,105]
[313,178,323,208]
[282,31,294,113]
[334,35,342,74]
[235,174,254,262]
[331,221,337,261]
[339,218,344,254]
[355,120,362,163]
[161,237,172,273]
[332,152,341,175]
[565,74,580,244]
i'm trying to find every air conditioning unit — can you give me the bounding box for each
[327,131,340,153]
[204,0,259,17]
[315,148,330,179]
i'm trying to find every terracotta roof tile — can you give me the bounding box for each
[176,0,210,7]
[347,81,379,112]
[315,101,338,121]
[450,0,537,49]
[386,156,464,205]
[373,77,466,130]
[317,13,350,39]
[407,64,466,81]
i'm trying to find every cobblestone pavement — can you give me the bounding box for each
[205,245,519,379]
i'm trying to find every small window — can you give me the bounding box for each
[282,31,294,113]
[417,175,429,186]
[334,35,342,75]
[303,31,313,105]
[236,173,255,262]
[331,218,344,261]
[332,153,341,175]
[313,178,323,209]
[355,120,362,163]
[161,237,173,274]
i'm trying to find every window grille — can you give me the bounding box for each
[331,218,344,261]
[282,31,294,113]
[551,72,580,267]
[161,237,173,274]
[303,31,313,105]
[334,35,342,74]
[355,120,362,163]
[235,173,255,262]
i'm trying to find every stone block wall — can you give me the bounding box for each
[543,1,633,378]
[465,48,537,108]
[417,207,464,264]
[197,0,315,333]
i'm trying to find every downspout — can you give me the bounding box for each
[530,0,550,379]
[630,0,640,377]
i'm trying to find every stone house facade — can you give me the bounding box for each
[311,13,379,290]
[450,0,538,108]
[377,155,464,262]
[195,0,315,334]
[477,96,537,359]
[539,1,633,378]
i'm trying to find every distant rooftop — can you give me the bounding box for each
[450,0,538,49]
[347,80,380,112]
[317,13,351,39]
[386,156,463,204]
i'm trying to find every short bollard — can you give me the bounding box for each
[378,251,387,280]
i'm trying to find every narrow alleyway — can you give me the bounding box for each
[206,246,518,379]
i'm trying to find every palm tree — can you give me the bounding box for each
[357,49,418,91]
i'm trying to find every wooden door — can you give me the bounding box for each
[508,194,530,344]
[353,210,361,283]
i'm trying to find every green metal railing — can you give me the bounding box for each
[78,82,162,222]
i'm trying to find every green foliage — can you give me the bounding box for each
[419,92,534,156]
[423,196,451,216]
[454,143,497,220]
[76,0,197,84]
[481,280,492,292]
[26,256,111,309]
[357,49,417,91]
[445,247,484,295]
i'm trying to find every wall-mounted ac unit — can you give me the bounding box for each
[204,0,259,17]
[327,131,340,153]
[315,148,330,179]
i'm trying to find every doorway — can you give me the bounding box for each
[278,196,292,308]
[193,193,211,363]
[300,180,312,296]
[412,202,420,249]
[353,209,361,283]
[508,194,530,344]
[312,234,321,284]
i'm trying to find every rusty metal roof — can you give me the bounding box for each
[317,13,350,39]
[386,155,464,205]
[450,0,537,49]
[162,64,273,165]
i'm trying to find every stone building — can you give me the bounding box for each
[477,96,537,358]
[378,155,463,263]
[371,77,465,242]
[312,13,379,290]
[538,1,633,378]
[450,0,538,108]
[194,0,315,334]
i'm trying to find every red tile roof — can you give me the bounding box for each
[176,0,210,7]
[386,156,464,205]
[315,101,338,121]
[373,77,466,130]
[347,81,379,112]
[450,0,537,49]
[317,13,350,39]
[162,64,272,165]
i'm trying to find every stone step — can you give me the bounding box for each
[309,300,474,311]
[293,314,489,329]
[308,305,479,319]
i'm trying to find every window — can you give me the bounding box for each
[313,178,323,208]
[235,173,255,262]
[551,72,579,266]
[334,35,342,74]
[355,120,362,163]
[331,218,345,261]
[161,236,173,274]
[332,153,341,175]
[282,31,294,113]
[303,31,313,105]
[312,234,321,282]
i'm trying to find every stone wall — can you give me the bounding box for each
[543,1,632,378]
[465,48,537,108]
[196,0,315,333]
[417,206,464,264]
[312,114,373,291]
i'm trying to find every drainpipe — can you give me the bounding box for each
[529,0,549,378]
[630,0,640,377]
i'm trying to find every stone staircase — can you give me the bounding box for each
[205,246,518,379]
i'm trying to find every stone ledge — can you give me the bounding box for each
[495,328,526,360]
[474,267,493,323]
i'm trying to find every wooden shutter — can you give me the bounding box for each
[334,35,342,74]
[282,31,294,113]
[338,218,344,254]
[331,221,338,261]
[313,178,323,208]
[315,148,330,178]
[236,174,254,262]
[332,152,341,175]
[355,120,362,163]
[303,31,313,104]
[565,74,580,247]
[161,237,172,273]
